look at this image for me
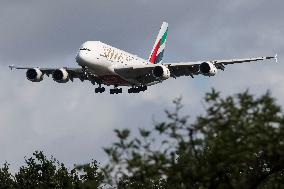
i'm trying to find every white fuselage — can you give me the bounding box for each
[76,41,150,86]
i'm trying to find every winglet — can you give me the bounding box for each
[275,53,278,63]
[9,65,15,70]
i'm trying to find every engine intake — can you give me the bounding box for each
[199,62,217,76]
[152,65,170,79]
[52,68,69,83]
[26,68,43,82]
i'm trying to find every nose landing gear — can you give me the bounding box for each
[128,86,147,93]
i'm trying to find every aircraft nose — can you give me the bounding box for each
[75,51,81,63]
[76,49,91,66]
[76,51,87,65]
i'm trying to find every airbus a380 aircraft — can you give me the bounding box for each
[9,22,277,94]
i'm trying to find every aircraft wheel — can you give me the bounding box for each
[110,88,122,94]
[133,88,139,93]
[95,87,105,93]
[128,88,133,93]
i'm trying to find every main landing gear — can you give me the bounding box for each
[110,87,122,94]
[95,86,105,93]
[128,86,147,93]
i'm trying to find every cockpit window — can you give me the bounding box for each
[80,48,91,51]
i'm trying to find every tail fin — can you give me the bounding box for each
[149,22,168,64]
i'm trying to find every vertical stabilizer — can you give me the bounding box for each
[149,22,168,64]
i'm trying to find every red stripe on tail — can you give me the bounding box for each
[149,40,161,64]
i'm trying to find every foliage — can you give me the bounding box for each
[103,89,284,188]
[0,151,104,189]
[1,89,284,188]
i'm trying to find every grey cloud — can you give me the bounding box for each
[3,0,277,63]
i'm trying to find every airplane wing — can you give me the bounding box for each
[8,65,101,83]
[164,55,277,78]
[114,55,277,84]
[9,65,81,76]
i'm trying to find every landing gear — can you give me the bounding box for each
[94,85,147,94]
[140,86,147,91]
[128,86,147,93]
[128,88,135,93]
[95,86,105,93]
[110,87,122,94]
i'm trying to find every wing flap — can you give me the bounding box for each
[217,56,275,65]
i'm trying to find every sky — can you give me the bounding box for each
[0,0,283,171]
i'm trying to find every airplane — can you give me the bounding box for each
[9,22,277,94]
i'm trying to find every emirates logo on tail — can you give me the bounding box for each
[149,22,168,64]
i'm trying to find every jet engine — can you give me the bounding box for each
[52,68,69,83]
[26,68,43,82]
[199,62,217,76]
[152,65,170,79]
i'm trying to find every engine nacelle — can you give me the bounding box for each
[152,65,170,79]
[52,68,69,83]
[26,68,43,82]
[199,62,218,76]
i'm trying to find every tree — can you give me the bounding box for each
[0,163,14,189]
[0,151,104,189]
[103,89,284,189]
[1,89,284,188]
